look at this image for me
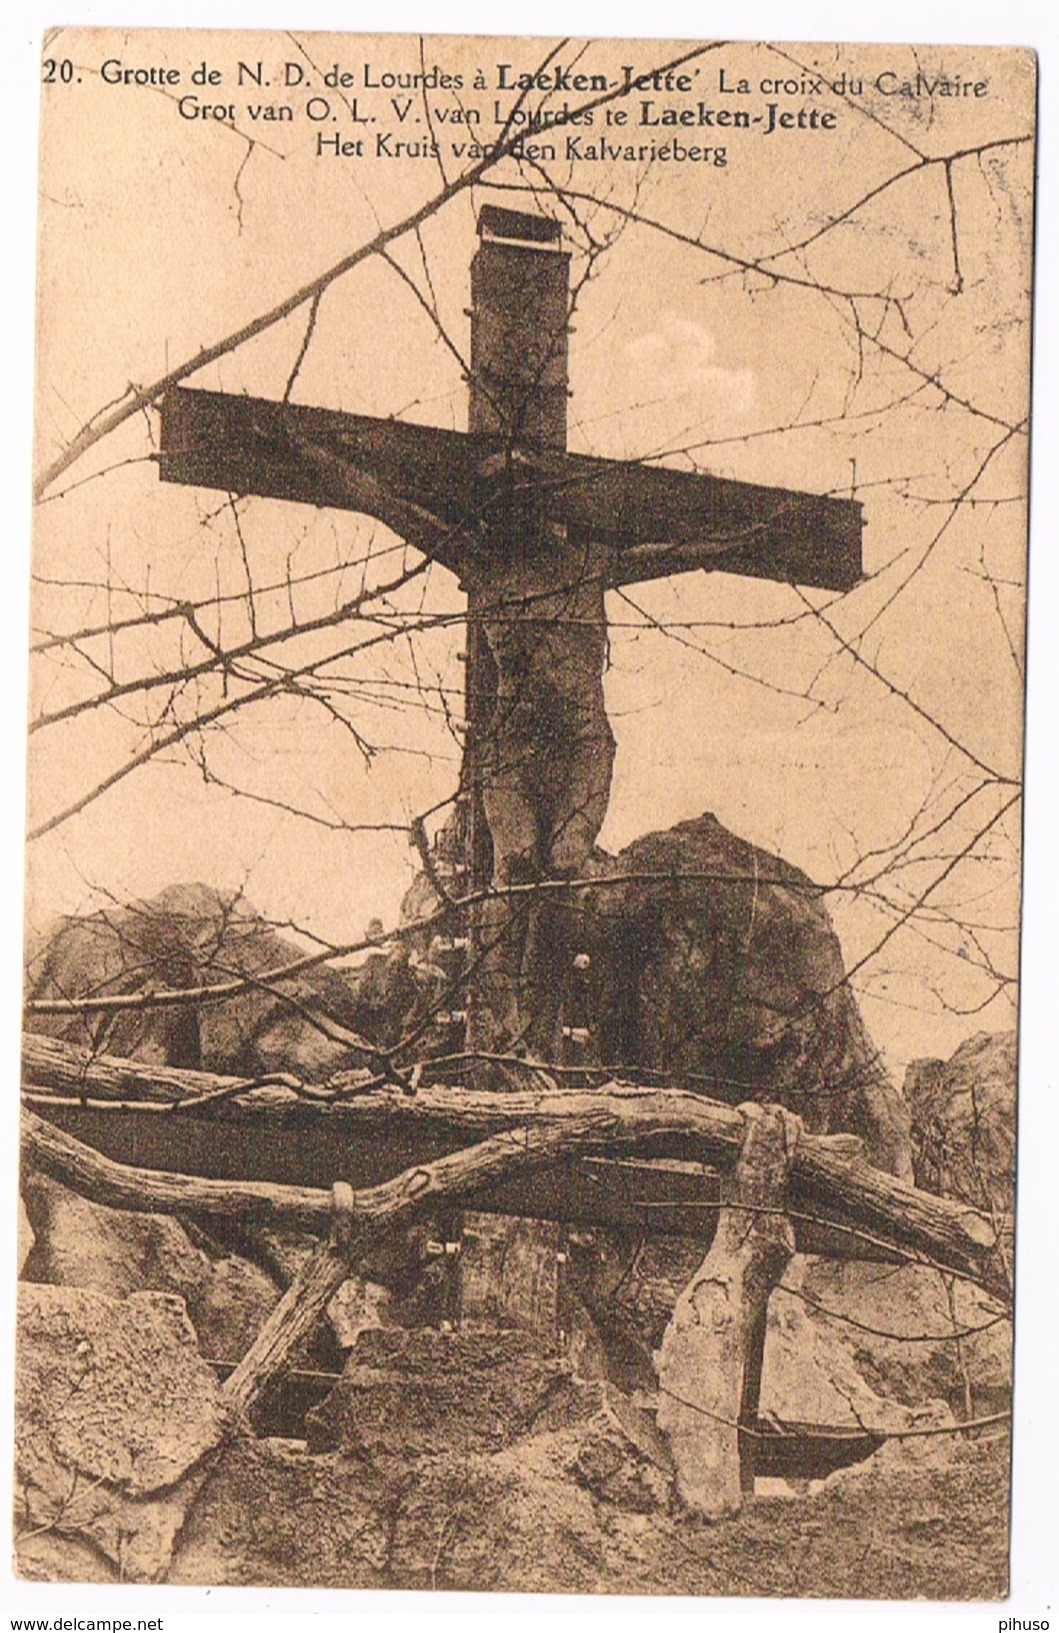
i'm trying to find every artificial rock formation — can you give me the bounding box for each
[24,881,410,1078]
[15,1285,227,1581]
[26,813,912,1181]
[905,1030,1016,1215]
[19,1170,284,1362]
[579,815,911,1176]
[406,811,913,1177]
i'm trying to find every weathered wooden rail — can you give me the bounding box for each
[22,1033,1012,1300]
[20,1032,1012,1521]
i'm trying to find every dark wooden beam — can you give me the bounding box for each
[22,1094,716,1236]
[159,386,863,593]
[159,387,477,576]
[21,1098,903,1264]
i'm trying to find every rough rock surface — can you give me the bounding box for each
[18,1293,1008,1595]
[162,1325,1006,1596]
[22,882,412,1365]
[305,1328,582,1464]
[581,816,911,1175]
[568,1391,674,1513]
[168,1438,389,1589]
[775,1259,1011,1421]
[406,813,912,1176]
[764,1264,955,1439]
[166,1424,1010,1597]
[175,1329,676,1593]
[19,1168,370,1374]
[188,1252,285,1362]
[15,1285,227,1581]
[583,1234,1007,1427]
[170,1430,612,1593]
[905,1030,1016,1215]
[26,817,911,1174]
[25,881,389,1079]
[20,1171,282,1363]
[21,1170,211,1306]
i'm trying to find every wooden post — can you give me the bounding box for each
[456,207,574,1339]
[656,1103,798,1519]
[462,206,573,1058]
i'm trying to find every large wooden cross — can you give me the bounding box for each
[159,203,862,1072]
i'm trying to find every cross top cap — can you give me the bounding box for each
[477,204,563,250]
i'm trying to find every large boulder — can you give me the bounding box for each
[305,1328,583,1465]
[24,882,407,1080]
[22,881,444,1364]
[15,1285,227,1581]
[167,1437,389,1589]
[581,815,910,1174]
[407,812,911,1175]
[169,1425,611,1594]
[21,1169,211,1305]
[19,1169,283,1362]
[905,1031,1016,1215]
[763,1259,1007,1435]
[167,1401,1008,1595]
[19,1169,372,1370]
[579,1231,1009,1428]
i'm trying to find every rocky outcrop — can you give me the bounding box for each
[25,882,390,1080]
[21,1170,212,1306]
[764,1259,1007,1430]
[407,812,912,1175]
[305,1328,584,1464]
[15,1285,227,1581]
[166,1310,999,1595]
[19,1170,284,1362]
[905,1031,1016,1216]
[26,814,911,1175]
[581,1233,1008,1428]
[14,1265,1005,1592]
[19,1289,1008,1593]
[580,815,911,1175]
[18,1168,377,1369]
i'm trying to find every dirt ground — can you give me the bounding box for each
[616,1432,1010,1601]
[162,1421,1009,1598]
[16,1280,1010,1597]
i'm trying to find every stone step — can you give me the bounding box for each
[305,1325,592,1462]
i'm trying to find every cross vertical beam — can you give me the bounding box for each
[461,207,572,900]
[468,205,570,447]
[460,208,608,1068]
[456,208,583,1340]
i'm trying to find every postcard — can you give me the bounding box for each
[18,29,1033,1597]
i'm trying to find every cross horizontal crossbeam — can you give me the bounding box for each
[160,385,863,593]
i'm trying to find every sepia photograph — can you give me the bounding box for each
[12,23,1040,1607]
